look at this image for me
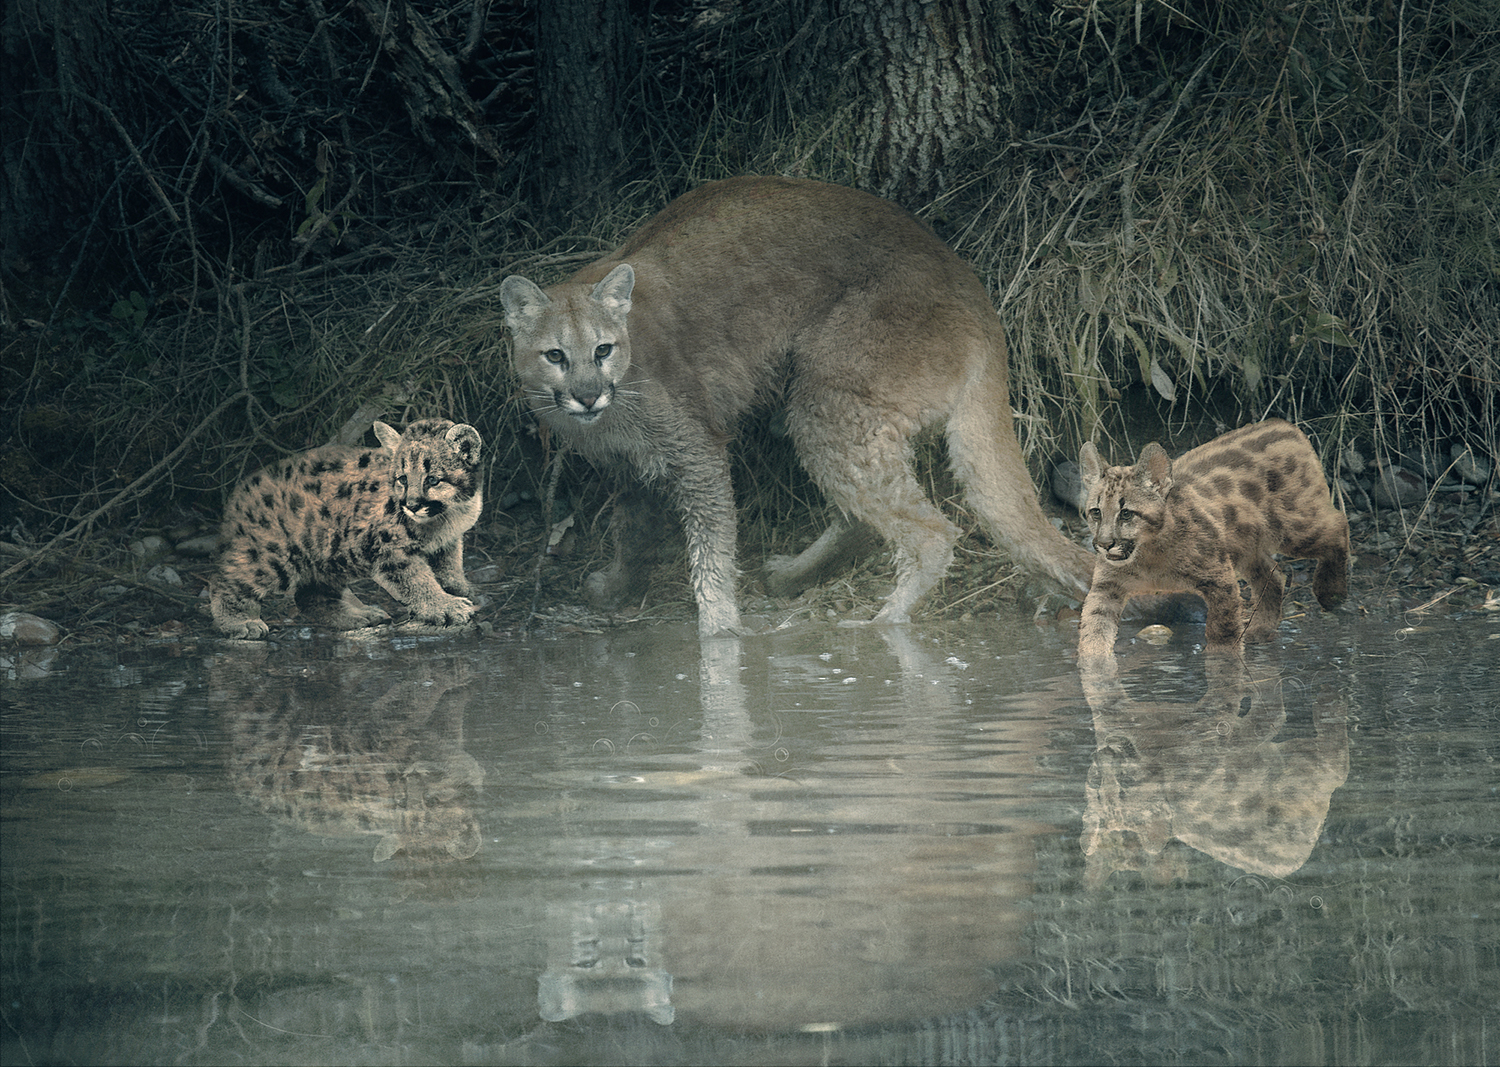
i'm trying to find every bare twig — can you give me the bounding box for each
[0,542,203,607]
[0,390,249,584]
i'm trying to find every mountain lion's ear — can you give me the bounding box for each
[1135,442,1174,495]
[591,263,634,315]
[1079,441,1103,488]
[445,423,483,465]
[500,275,551,322]
[373,421,402,452]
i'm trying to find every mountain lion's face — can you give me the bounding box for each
[1084,477,1164,565]
[501,264,636,424]
[1080,442,1171,567]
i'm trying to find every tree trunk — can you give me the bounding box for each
[533,0,634,222]
[793,0,1002,203]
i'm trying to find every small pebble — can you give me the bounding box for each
[174,534,220,557]
[1372,465,1427,508]
[129,535,171,562]
[1451,444,1492,487]
[0,611,62,646]
[145,564,182,586]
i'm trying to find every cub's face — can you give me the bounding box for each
[378,420,483,526]
[1078,441,1172,566]
[500,263,635,424]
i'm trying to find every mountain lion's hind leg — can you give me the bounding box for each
[763,517,882,599]
[787,413,958,625]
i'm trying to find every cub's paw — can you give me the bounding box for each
[219,618,270,640]
[412,596,477,628]
[325,605,392,631]
[443,578,476,598]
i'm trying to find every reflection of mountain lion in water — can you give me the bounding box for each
[501,176,1093,636]
[1080,661,1349,884]
[220,656,483,862]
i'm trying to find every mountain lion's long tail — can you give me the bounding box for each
[946,341,1094,598]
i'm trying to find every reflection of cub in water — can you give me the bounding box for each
[1080,661,1348,884]
[214,652,483,862]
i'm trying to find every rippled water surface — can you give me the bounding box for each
[3,614,1497,1065]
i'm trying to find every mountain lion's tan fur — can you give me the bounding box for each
[500,176,1092,635]
[1077,419,1348,660]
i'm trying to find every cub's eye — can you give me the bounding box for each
[1086,508,1100,521]
[425,475,442,489]
[395,475,407,487]
[1118,508,1134,521]
[543,348,566,365]
[594,343,612,361]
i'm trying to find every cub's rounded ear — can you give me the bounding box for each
[500,275,550,321]
[446,423,483,465]
[591,263,634,315]
[373,421,402,452]
[1079,441,1104,486]
[1136,442,1174,493]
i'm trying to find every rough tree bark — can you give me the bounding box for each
[789,0,1002,203]
[533,0,634,221]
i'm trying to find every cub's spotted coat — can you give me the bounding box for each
[1077,419,1348,659]
[210,419,482,638]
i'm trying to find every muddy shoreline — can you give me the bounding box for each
[3,479,1495,664]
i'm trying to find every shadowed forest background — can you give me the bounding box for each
[1,0,1495,617]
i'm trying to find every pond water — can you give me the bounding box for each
[2,613,1497,1066]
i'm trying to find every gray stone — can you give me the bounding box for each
[0,611,62,646]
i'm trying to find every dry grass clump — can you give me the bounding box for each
[2,0,1494,604]
[959,2,1499,475]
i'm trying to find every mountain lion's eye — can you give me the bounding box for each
[594,343,612,361]
[544,349,566,364]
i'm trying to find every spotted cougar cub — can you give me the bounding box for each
[210,419,483,638]
[1077,419,1348,659]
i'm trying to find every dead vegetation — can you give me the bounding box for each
[1,0,1496,632]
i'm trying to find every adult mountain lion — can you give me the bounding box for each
[501,176,1092,635]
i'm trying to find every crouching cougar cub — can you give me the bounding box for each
[1076,419,1348,660]
[500,176,1093,636]
[210,419,483,638]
